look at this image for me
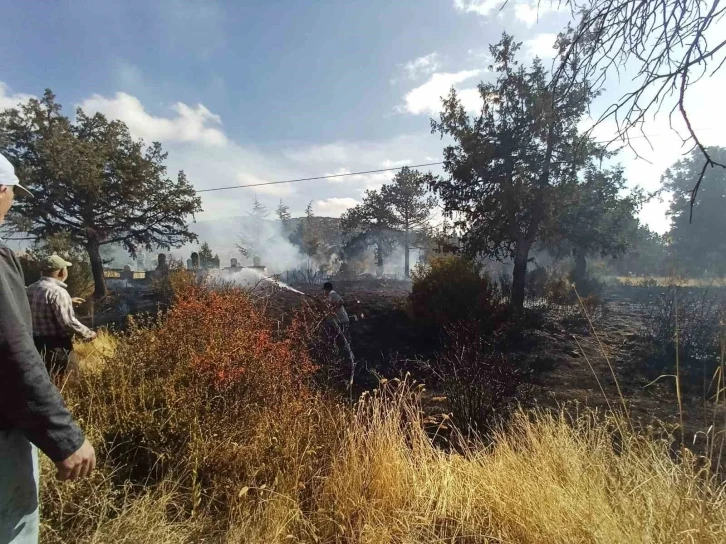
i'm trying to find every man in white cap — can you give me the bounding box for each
[0,153,95,543]
[27,254,96,375]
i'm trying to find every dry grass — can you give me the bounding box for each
[73,329,118,373]
[616,276,726,287]
[42,281,726,543]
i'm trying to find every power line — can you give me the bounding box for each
[195,128,714,194]
[196,162,444,193]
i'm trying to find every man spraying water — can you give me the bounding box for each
[322,282,355,387]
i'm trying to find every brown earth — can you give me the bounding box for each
[264,280,724,451]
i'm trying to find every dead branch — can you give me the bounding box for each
[554,0,726,219]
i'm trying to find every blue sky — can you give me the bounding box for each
[2,0,724,232]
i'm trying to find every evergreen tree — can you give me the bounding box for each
[198,242,216,268]
[664,147,726,276]
[380,167,437,277]
[432,34,598,309]
[341,190,398,270]
[238,197,269,258]
[0,90,201,297]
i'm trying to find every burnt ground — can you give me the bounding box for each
[81,278,724,449]
[264,280,725,449]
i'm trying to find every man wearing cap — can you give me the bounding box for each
[1,153,96,543]
[27,255,96,375]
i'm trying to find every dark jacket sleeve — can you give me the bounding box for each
[0,247,85,462]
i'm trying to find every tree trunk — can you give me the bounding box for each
[404,227,410,278]
[376,239,384,277]
[510,121,555,312]
[572,249,587,285]
[86,238,107,298]
[510,244,530,311]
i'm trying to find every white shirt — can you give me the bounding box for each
[328,290,349,324]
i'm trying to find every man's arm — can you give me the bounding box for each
[51,290,95,340]
[329,293,345,310]
[0,249,86,461]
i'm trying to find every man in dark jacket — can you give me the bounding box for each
[0,153,96,544]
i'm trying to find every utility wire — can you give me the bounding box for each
[196,162,444,193]
[196,128,714,194]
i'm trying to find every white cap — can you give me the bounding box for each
[0,153,32,198]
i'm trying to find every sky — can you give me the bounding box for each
[1,0,725,234]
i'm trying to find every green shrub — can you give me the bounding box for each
[409,255,502,329]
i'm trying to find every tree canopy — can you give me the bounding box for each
[341,189,399,271]
[276,199,291,223]
[0,90,202,297]
[380,167,437,277]
[664,146,726,276]
[197,241,220,269]
[238,197,269,259]
[431,34,597,309]
[543,166,641,281]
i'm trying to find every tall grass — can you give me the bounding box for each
[41,280,726,543]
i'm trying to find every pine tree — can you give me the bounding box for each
[238,197,269,258]
[380,167,437,277]
[276,199,291,223]
[198,242,215,268]
[341,190,398,270]
[0,91,201,297]
[432,34,597,309]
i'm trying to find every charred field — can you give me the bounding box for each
[252,277,726,448]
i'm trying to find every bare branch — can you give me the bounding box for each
[559,0,726,219]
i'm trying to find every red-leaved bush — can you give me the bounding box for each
[63,274,324,520]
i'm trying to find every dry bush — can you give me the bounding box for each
[640,283,725,381]
[526,265,574,305]
[290,380,726,543]
[410,255,503,330]
[43,279,336,542]
[72,329,118,374]
[525,266,607,322]
[45,361,726,543]
[423,324,531,434]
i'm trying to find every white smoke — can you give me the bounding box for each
[209,267,305,295]
[236,217,309,273]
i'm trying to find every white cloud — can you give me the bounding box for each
[381,159,412,168]
[0,83,34,111]
[524,33,559,59]
[79,92,227,147]
[401,70,482,115]
[401,53,441,80]
[467,48,493,65]
[458,88,485,113]
[236,173,295,197]
[322,167,355,184]
[453,0,505,17]
[514,1,568,27]
[314,197,359,217]
[320,167,395,193]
